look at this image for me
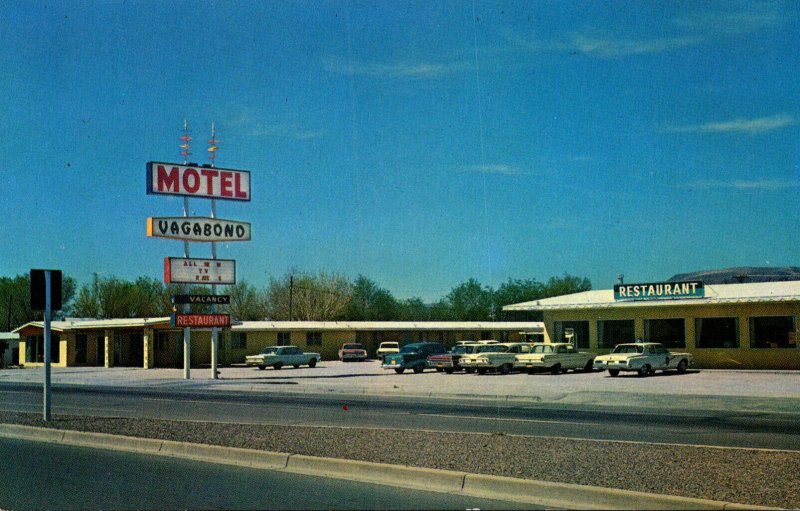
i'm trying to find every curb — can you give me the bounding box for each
[0,424,779,510]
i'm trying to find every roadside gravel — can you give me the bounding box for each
[1,411,797,509]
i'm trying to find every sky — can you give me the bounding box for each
[1,1,799,301]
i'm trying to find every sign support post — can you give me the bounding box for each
[43,270,52,421]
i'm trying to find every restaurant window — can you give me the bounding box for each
[749,316,796,349]
[554,321,590,349]
[231,332,247,350]
[277,332,291,346]
[597,320,634,349]
[644,319,686,349]
[154,331,170,351]
[25,334,60,363]
[306,331,322,346]
[695,318,739,348]
[75,334,88,364]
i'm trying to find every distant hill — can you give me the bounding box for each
[668,267,800,284]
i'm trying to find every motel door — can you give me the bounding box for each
[96,336,104,366]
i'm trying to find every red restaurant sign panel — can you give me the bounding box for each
[146,162,251,201]
[171,313,231,328]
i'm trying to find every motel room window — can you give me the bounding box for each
[75,334,88,364]
[597,320,634,349]
[277,332,291,346]
[749,316,797,349]
[154,331,170,351]
[644,319,686,349]
[231,332,248,350]
[695,318,739,348]
[554,321,590,349]
[305,331,322,346]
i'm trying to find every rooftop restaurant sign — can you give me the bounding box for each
[614,281,704,301]
[164,257,236,285]
[147,217,251,242]
[171,313,231,328]
[146,162,251,201]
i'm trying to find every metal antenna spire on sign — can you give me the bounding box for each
[208,121,220,380]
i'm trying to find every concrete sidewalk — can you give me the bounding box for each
[2,363,799,414]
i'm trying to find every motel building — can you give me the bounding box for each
[12,320,545,369]
[503,279,800,370]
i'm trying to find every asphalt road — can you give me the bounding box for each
[0,436,537,510]
[2,382,799,451]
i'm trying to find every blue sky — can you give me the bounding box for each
[2,1,798,300]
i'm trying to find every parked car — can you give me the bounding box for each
[459,342,533,375]
[338,343,368,361]
[516,343,596,374]
[382,342,447,374]
[593,342,693,377]
[427,341,499,373]
[375,341,400,361]
[458,344,513,374]
[245,345,321,370]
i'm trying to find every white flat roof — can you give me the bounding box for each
[502,280,800,311]
[232,321,544,332]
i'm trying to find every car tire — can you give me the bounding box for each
[308,359,317,368]
[258,365,266,371]
[394,368,405,374]
[550,363,562,375]
[608,369,620,377]
[638,364,650,377]
[583,360,594,372]
[477,368,487,375]
[413,364,424,374]
[677,359,688,374]
[499,364,511,375]
[274,363,283,370]
[435,367,443,372]
[526,367,535,375]
[465,368,475,374]
[444,368,454,374]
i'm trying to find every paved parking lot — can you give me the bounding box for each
[2,361,799,414]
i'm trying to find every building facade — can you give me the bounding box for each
[503,280,800,369]
[12,320,545,369]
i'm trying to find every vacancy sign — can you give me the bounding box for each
[147,217,251,242]
[164,257,236,285]
[146,162,251,201]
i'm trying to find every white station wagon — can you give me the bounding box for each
[594,342,692,377]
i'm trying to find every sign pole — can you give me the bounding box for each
[43,270,51,421]
[209,122,220,380]
[181,121,192,380]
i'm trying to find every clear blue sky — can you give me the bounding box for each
[2,1,798,301]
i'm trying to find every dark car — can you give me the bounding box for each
[381,342,447,374]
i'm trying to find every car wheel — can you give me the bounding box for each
[394,368,405,374]
[258,365,266,371]
[608,369,620,377]
[435,367,443,372]
[499,364,511,375]
[293,365,300,369]
[413,364,424,374]
[550,363,562,375]
[274,363,283,370]
[526,367,535,375]
[638,364,650,377]
[465,368,475,374]
[444,368,454,374]
[477,368,487,375]
[583,360,594,372]
[308,359,317,368]
[677,359,688,374]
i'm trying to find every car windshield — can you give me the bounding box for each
[478,345,505,353]
[532,345,554,354]
[343,344,364,350]
[613,345,644,354]
[260,347,278,355]
[381,343,398,348]
[451,345,468,354]
[400,345,420,353]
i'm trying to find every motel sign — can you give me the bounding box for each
[146,162,251,201]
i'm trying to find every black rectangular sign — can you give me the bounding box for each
[30,269,62,311]
[172,294,231,305]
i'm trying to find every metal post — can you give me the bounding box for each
[210,198,218,380]
[182,198,191,380]
[43,271,51,421]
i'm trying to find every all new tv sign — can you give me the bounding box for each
[146,162,251,201]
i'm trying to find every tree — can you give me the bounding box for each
[396,297,431,321]
[0,273,76,329]
[265,271,352,321]
[346,275,398,321]
[542,274,592,297]
[444,278,495,321]
[493,278,546,320]
[221,281,267,321]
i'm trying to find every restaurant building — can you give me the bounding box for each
[503,280,800,369]
[12,320,544,369]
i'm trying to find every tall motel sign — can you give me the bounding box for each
[146,125,252,379]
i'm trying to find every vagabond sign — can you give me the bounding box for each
[147,217,251,242]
